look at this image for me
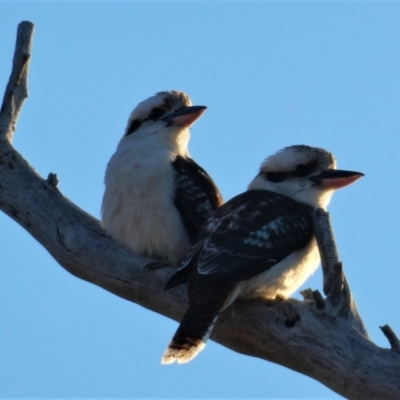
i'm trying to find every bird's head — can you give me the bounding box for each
[248,145,364,209]
[121,90,206,156]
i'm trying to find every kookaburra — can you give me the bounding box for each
[101,91,223,269]
[162,145,363,364]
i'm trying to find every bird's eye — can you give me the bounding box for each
[126,119,142,136]
[148,107,165,121]
[294,164,312,177]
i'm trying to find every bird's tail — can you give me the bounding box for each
[161,300,222,364]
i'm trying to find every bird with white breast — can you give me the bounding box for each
[101,91,223,269]
[162,144,364,364]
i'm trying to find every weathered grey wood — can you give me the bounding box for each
[0,21,34,143]
[312,208,343,299]
[380,325,400,354]
[1,21,400,400]
[311,209,371,339]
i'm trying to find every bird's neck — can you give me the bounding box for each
[118,128,191,159]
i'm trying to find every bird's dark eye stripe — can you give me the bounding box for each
[260,161,317,182]
[265,172,289,183]
[148,107,166,121]
[126,107,166,136]
[126,119,142,136]
[294,163,313,177]
[264,161,317,182]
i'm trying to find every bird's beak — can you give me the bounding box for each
[163,106,207,127]
[310,169,364,190]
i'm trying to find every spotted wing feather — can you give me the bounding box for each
[172,156,223,243]
[166,190,313,288]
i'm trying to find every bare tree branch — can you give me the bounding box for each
[311,209,371,337]
[380,325,400,354]
[0,21,34,143]
[1,21,400,400]
[312,290,326,310]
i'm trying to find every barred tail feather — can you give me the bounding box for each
[161,337,207,364]
[161,302,221,364]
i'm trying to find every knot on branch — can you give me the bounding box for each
[284,313,301,328]
[46,172,59,188]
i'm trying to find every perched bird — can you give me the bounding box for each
[101,91,223,269]
[162,145,363,364]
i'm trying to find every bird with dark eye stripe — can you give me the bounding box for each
[101,90,223,272]
[162,144,364,364]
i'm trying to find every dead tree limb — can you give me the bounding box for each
[1,21,400,400]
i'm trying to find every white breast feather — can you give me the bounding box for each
[101,140,192,266]
[223,239,320,309]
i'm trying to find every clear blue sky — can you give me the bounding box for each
[1,2,400,399]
